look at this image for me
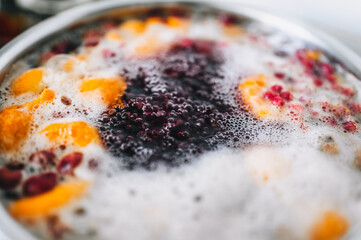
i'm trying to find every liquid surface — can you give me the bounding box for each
[0,8,361,240]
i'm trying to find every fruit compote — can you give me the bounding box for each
[0,7,361,240]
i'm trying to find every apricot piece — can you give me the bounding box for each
[79,77,127,106]
[105,31,124,41]
[238,74,271,118]
[76,54,88,61]
[41,121,100,147]
[119,19,145,35]
[134,36,165,57]
[223,25,244,38]
[0,106,32,152]
[63,59,75,72]
[11,68,44,96]
[10,181,88,219]
[166,16,188,29]
[306,50,321,61]
[145,17,163,26]
[25,89,55,111]
[311,211,349,240]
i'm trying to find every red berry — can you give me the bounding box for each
[296,49,306,61]
[302,58,315,69]
[102,49,116,58]
[263,91,276,100]
[325,74,336,83]
[343,121,357,132]
[325,116,338,126]
[29,150,56,167]
[271,96,285,107]
[274,72,285,79]
[0,168,22,190]
[280,91,293,101]
[341,87,354,97]
[349,102,361,114]
[180,38,194,48]
[313,78,323,87]
[57,152,83,174]
[23,172,57,197]
[320,63,334,76]
[271,84,283,93]
[219,14,238,25]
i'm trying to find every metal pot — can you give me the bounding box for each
[0,1,360,239]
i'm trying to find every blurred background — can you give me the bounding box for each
[0,0,360,55]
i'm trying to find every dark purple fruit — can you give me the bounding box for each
[57,152,83,174]
[23,172,57,197]
[0,168,22,190]
[98,39,234,169]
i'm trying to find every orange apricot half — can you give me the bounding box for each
[79,77,127,106]
[0,106,32,152]
[10,181,89,219]
[41,121,100,147]
[25,89,55,111]
[119,19,145,35]
[311,211,349,240]
[238,74,270,118]
[11,68,45,96]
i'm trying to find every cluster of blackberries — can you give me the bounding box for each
[98,40,234,169]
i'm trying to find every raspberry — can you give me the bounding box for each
[280,91,292,101]
[270,96,285,107]
[263,91,276,100]
[343,121,357,132]
[271,85,283,93]
[274,72,285,79]
[313,78,323,87]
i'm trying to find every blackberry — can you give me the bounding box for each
[98,39,234,169]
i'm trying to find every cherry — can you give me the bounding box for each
[274,72,285,79]
[23,172,57,197]
[57,152,83,174]
[29,150,56,167]
[0,168,22,190]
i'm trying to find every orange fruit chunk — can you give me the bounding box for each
[25,89,55,111]
[166,16,188,29]
[145,17,163,26]
[63,59,75,72]
[11,68,44,96]
[79,77,127,106]
[223,25,244,38]
[105,31,124,41]
[238,74,271,118]
[0,89,55,152]
[10,181,88,219]
[134,36,165,57]
[311,211,349,240]
[0,106,32,152]
[306,50,321,61]
[119,19,145,35]
[41,121,100,147]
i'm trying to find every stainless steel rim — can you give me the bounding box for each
[0,1,361,239]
